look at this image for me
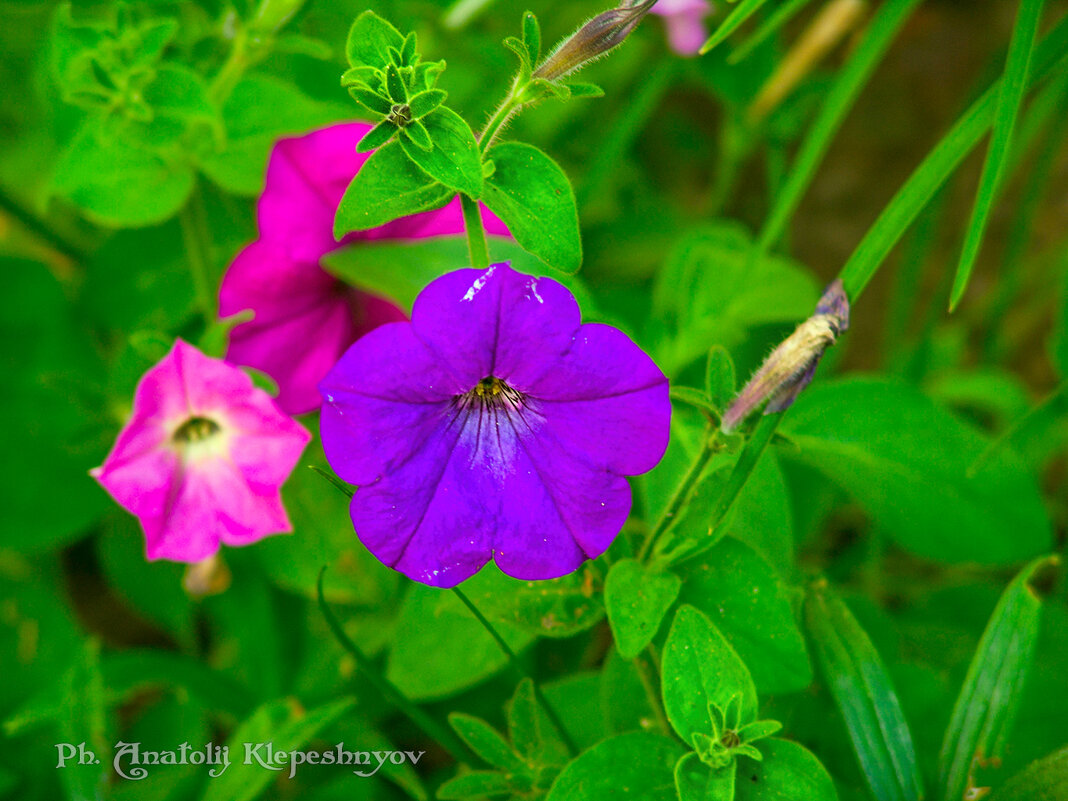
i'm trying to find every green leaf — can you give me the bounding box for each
[838,11,1068,298]
[398,106,483,198]
[387,584,535,701]
[402,118,433,151]
[52,115,194,227]
[143,64,217,126]
[334,141,454,237]
[196,75,344,196]
[938,555,1058,801]
[678,538,812,695]
[604,559,681,659]
[676,753,735,801]
[459,563,605,639]
[523,11,541,66]
[781,377,1052,564]
[356,118,396,152]
[546,733,686,801]
[508,678,570,768]
[662,605,758,745]
[705,345,737,412]
[448,713,525,771]
[57,639,109,801]
[482,141,582,273]
[734,739,839,801]
[600,652,658,736]
[700,0,771,54]
[566,82,604,98]
[950,0,1046,310]
[201,698,354,801]
[346,10,405,69]
[804,582,923,801]
[650,222,818,375]
[987,745,1068,801]
[408,88,447,118]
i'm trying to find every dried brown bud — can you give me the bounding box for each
[721,280,850,433]
[534,0,657,82]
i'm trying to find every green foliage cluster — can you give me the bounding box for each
[1,1,1067,801]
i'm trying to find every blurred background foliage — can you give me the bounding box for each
[1,0,1067,799]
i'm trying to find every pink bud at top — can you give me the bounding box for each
[721,280,850,433]
[651,0,713,56]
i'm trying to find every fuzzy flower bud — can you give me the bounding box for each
[534,0,657,81]
[721,280,850,433]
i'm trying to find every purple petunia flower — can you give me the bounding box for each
[219,122,508,415]
[651,0,713,55]
[91,340,310,563]
[319,264,671,588]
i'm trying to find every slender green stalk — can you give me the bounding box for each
[461,193,490,269]
[178,187,217,326]
[729,0,819,63]
[0,185,86,262]
[700,0,771,55]
[210,26,251,104]
[949,0,1047,311]
[638,426,719,563]
[317,569,475,764]
[633,648,672,737]
[451,587,578,755]
[443,0,498,29]
[478,80,526,154]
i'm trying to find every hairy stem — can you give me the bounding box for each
[178,187,217,327]
[461,193,490,269]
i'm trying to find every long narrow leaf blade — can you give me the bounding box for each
[730,0,819,63]
[756,0,922,255]
[805,582,923,801]
[839,11,1068,299]
[937,555,1059,801]
[949,0,1046,311]
[699,0,770,54]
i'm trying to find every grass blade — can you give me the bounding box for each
[805,581,923,801]
[699,0,770,55]
[949,0,1047,311]
[839,10,1068,299]
[937,555,1060,801]
[755,0,922,256]
[729,0,819,63]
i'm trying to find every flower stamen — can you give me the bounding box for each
[173,416,222,444]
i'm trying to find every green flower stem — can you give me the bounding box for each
[477,79,526,154]
[460,193,490,270]
[634,647,672,737]
[638,425,719,564]
[0,185,87,262]
[177,187,217,327]
[451,587,578,755]
[317,569,475,764]
[210,26,251,105]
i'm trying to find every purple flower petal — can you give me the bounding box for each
[320,264,671,587]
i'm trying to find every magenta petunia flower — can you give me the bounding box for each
[652,0,713,55]
[319,264,671,588]
[91,340,310,563]
[219,122,509,415]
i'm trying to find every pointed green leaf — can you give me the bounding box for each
[334,141,454,236]
[385,63,407,102]
[676,753,736,801]
[705,345,737,412]
[402,118,433,151]
[347,85,392,115]
[566,82,604,98]
[482,141,582,273]
[604,559,681,659]
[408,88,447,118]
[805,583,923,801]
[938,555,1059,801]
[355,118,396,152]
[449,713,525,772]
[700,0,770,54]
[523,11,541,65]
[662,605,758,744]
[508,679,570,768]
[950,0,1046,310]
[398,106,483,198]
[438,771,515,800]
[58,639,109,801]
[346,10,405,69]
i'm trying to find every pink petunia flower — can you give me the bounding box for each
[219,122,508,415]
[651,0,713,55]
[91,340,310,563]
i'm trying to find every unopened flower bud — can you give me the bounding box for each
[534,0,657,81]
[721,279,850,433]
